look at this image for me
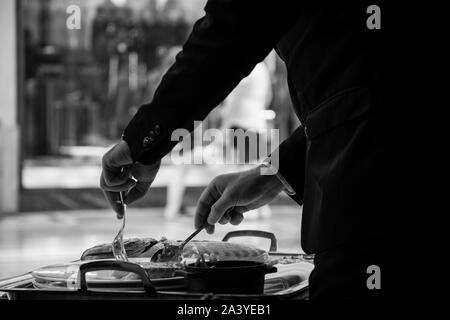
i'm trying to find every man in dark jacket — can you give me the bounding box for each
[100,0,413,299]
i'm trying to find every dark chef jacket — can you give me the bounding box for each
[122,0,409,255]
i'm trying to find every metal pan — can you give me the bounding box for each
[0,230,313,300]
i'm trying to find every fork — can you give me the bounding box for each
[111,191,129,262]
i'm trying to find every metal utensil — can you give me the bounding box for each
[149,223,209,262]
[112,192,129,262]
[178,224,208,251]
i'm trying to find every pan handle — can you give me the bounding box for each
[265,265,278,275]
[222,230,277,252]
[79,260,156,295]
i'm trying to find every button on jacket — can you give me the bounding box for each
[123,0,408,254]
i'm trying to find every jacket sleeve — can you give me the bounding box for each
[271,125,307,205]
[122,0,302,164]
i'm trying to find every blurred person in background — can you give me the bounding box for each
[219,61,273,219]
[100,0,414,299]
[164,61,273,219]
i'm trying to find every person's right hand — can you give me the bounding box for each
[100,140,161,219]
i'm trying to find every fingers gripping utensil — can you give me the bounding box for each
[112,192,129,262]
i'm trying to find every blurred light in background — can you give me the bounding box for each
[111,0,128,7]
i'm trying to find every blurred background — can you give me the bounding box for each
[0,0,303,279]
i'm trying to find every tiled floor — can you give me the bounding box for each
[0,205,303,279]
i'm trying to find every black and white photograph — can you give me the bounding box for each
[0,0,425,311]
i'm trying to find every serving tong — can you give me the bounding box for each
[112,192,129,262]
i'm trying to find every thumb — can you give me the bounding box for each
[103,190,125,219]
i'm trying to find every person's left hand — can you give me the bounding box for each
[100,140,161,219]
[195,166,285,234]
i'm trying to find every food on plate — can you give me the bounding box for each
[140,238,269,263]
[181,241,269,263]
[138,239,181,261]
[140,261,183,279]
[156,240,183,262]
[107,261,184,280]
[80,238,157,260]
[192,253,219,268]
[268,254,315,265]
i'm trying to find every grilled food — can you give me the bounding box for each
[181,241,269,263]
[80,238,157,260]
[139,261,183,279]
[140,239,269,263]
